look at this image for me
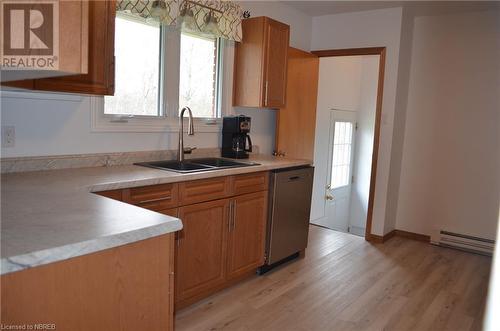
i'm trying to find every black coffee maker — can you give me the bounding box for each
[222,115,253,159]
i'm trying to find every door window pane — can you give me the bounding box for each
[105,15,161,116]
[179,33,219,118]
[331,121,354,189]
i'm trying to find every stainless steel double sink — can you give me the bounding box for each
[135,158,259,173]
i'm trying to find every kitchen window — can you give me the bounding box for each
[94,14,227,132]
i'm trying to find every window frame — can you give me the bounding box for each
[91,17,232,133]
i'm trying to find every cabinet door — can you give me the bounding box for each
[275,48,319,160]
[175,199,229,305]
[232,17,266,108]
[33,0,115,95]
[226,191,268,280]
[263,19,289,108]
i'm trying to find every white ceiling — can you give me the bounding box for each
[282,1,500,17]
[283,1,404,16]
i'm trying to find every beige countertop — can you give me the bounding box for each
[1,155,310,275]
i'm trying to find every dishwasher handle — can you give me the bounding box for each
[288,176,302,181]
[274,166,314,184]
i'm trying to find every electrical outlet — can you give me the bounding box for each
[2,126,15,148]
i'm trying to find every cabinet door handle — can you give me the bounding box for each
[232,201,237,230]
[176,232,181,247]
[264,81,269,106]
[228,202,233,232]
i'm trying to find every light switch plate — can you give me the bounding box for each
[2,126,15,148]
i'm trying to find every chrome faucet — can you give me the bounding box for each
[178,106,195,162]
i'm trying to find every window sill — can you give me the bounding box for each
[90,97,222,133]
[91,119,222,133]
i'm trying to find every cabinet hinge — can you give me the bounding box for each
[355,122,359,130]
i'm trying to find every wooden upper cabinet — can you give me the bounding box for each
[33,0,115,95]
[264,20,290,108]
[275,48,319,160]
[0,1,89,83]
[233,17,290,109]
[3,0,115,95]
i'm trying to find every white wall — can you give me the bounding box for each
[384,7,416,235]
[1,1,309,158]
[349,56,379,232]
[312,7,403,236]
[0,92,277,158]
[311,56,362,222]
[395,9,500,240]
[238,1,312,51]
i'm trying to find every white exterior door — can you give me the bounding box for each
[323,111,356,232]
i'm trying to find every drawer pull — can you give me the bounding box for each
[137,196,172,204]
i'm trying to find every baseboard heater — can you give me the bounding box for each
[431,230,495,256]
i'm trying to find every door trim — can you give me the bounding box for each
[311,47,386,243]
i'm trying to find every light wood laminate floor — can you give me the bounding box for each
[175,225,491,331]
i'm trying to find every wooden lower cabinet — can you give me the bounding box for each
[1,234,175,331]
[95,188,123,201]
[226,191,268,280]
[160,208,178,217]
[175,200,229,307]
[175,192,268,309]
[95,173,270,310]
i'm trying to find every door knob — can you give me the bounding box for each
[325,194,334,201]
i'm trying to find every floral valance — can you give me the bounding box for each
[116,0,243,42]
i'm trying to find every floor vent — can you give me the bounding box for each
[431,230,495,256]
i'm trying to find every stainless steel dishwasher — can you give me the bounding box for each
[259,166,314,274]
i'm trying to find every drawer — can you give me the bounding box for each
[123,183,178,211]
[179,177,230,205]
[95,189,123,201]
[231,172,269,195]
